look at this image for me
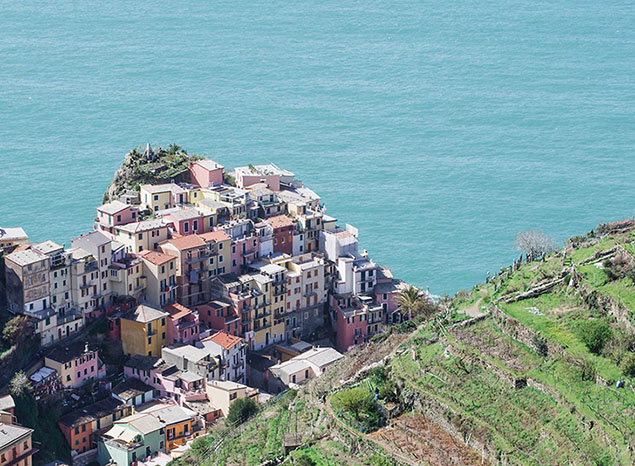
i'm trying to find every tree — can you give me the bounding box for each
[332,388,373,421]
[578,320,613,354]
[9,372,31,397]
[397,286,422,321]
[3,316,31,345]
[515,230,557,262]
[226,398,257,426]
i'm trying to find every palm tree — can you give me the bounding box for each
[397,285,422,321]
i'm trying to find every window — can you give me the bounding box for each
[184,222,189,233]
[154,194,159,201]
[193,220,198,231]
[148,337,152,345]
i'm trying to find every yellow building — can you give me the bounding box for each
[120,304,168,357]
[140,184,182,212]
[248,269,285,350]
[139,250,177,308]
[114,219,169,253]
[108,255,146,302]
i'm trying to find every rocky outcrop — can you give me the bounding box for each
[103,144,200,203]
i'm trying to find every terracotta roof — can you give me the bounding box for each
[164,235,206,251]
[163,303,194,320]
[200,231,231,243]
[265,215,295,230]
[139,250,174,266]
[203,330,243,350]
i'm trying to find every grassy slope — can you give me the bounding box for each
[389,228,634,465]
[177,227,635,466]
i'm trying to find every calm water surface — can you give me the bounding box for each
[1,1,634,293]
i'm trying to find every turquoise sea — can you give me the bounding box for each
[1,1,634,294]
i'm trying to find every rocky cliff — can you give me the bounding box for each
[103,143,202,203]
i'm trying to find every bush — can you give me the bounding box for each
[391,320,416,334]
[294,451,316,466]
[532,335,549,357]
[3,316,31,345]
[578,320,613,354]
[226,398,258,426]
[620,353,635,378]
[332,387,384,432]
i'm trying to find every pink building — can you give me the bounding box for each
[163,302,201,345]
[44,342,107,388]
[195,301,241,337]
[124,355,206,406]
[331,294,384,353]
[163,207,205,236]
[230,234,260,274]
[190,159,224,188]
[95,200,138,238]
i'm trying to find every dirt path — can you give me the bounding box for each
[461,295,487,318]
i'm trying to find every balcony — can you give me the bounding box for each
[255,309,271,319]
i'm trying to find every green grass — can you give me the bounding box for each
[569,237,618,263]
[500,296,623,380]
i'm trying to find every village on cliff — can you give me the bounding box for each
[0,145,421,466]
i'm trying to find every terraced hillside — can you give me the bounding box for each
[176,222,635,466]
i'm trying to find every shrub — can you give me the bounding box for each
[391,320,416,334]
[532,335,549,357]
[226,398,258,426]
[620,353,635,378]
[3,316,31,345]
[332,387,384,432]
[578,320,613,354]
[294,451,316,466]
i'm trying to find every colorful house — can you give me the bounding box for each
[161,207,206,236]
[136,404,195,452]
[44,342,106,389]
[189,159,224,188]
[98,413,165,466]
[120,304,168,357]
[112,378,155,407]
[163,303,201,345]
[95,201,138,238]
[159,235,210,307]
[331,294,384,352]
[114,219,169,254]
[205,380,259,417]
[265,215,295,256]
[58,398,130,455]
[138,250,177,308]
[0,423,36,466]
[124,355,206,406]
[198,331,247,383]
[195,300,241,337]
